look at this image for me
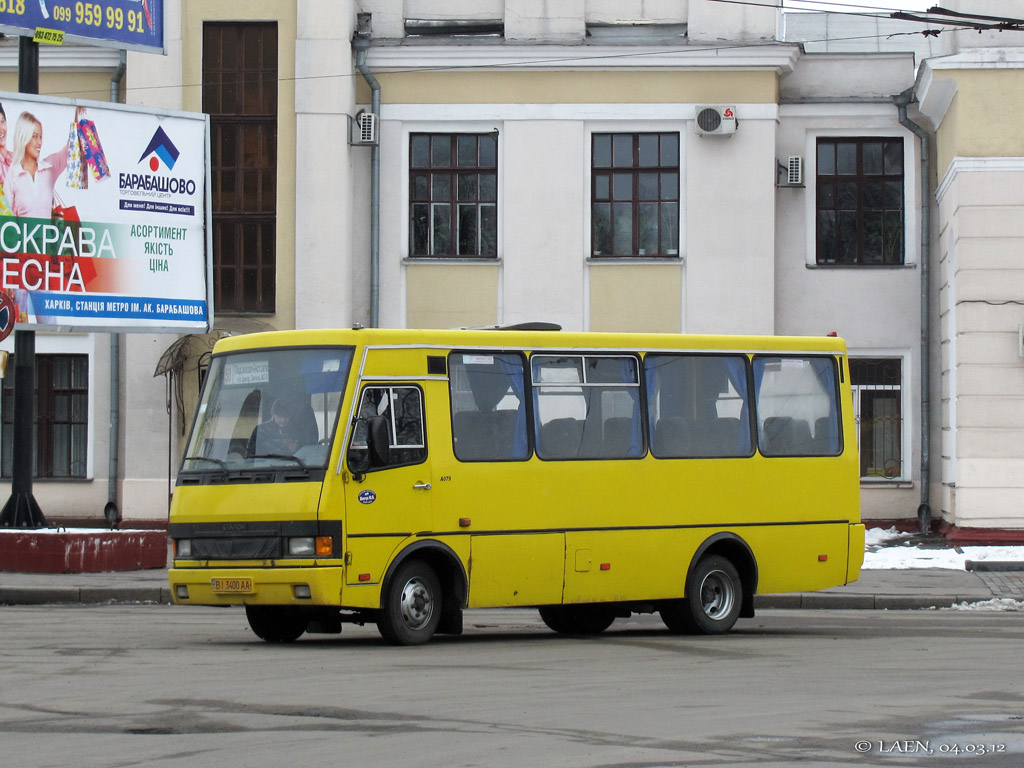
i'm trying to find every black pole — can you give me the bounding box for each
[0,37,45,528]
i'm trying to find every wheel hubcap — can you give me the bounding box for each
[400,577,433,630]
[699,569,735,620]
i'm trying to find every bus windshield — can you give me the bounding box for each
[183,346,353,471]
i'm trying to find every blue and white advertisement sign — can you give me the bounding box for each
[0,1,165,54]
[0,91,211,333]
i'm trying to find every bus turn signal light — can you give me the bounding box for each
[316,536,333,556]
[818,554,828,562]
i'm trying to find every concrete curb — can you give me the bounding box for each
[0,587,172,606]
[754,593,995,610]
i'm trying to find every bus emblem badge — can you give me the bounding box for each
[358,490,377,505]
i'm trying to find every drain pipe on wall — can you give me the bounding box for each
[353,31,381,328]
[896,87,932,533]
[105,50,126,528]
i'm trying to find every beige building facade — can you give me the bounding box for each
[8,0,1024,536]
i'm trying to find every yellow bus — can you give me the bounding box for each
[169,327,864,645]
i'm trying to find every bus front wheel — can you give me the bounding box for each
[378,560,442,646]
[539,605,616,635]
[661,555,742,635]
[245,605,309,643]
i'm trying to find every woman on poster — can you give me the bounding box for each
[6,106,86,219]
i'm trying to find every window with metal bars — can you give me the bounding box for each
[591,133,679,257]
[410,133,498,257]
[850,357,903,479]
[816,138,904,266]
[203,22,278,313]
[1,355,88,479]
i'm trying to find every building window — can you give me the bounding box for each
[2,355,88,479]
[203,22,278,313]
[410,133,497,257]
[592,133,679,257]
[816,138,904,265]
[850,358,902,479]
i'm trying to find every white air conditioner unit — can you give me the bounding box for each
[694,105,737,136]
[351,111,379,146]
[787,155,804,186]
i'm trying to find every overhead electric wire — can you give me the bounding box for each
[24,1,1014,101]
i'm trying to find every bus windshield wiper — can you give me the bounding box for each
[184,456,229,473]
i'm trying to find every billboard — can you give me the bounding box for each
[0,91,211,333]
[0,1,165,54]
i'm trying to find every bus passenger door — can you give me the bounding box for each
[343,384,433,586]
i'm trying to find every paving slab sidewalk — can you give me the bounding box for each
[0,565,1014,609]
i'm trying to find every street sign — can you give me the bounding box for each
[0,1,165,54]
[0,291,15,341]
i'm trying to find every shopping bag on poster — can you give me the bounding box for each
[77,119,111,183]
[51,192,98,285]
[66,119,87,189]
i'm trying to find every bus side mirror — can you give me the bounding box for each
[347,416,390,475]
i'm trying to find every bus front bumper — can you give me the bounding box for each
[169,565,345,607]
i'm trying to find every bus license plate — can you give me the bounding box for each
[211,577,254,594]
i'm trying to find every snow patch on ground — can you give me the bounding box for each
[864,527,1024,570]
[942,598,1024,612]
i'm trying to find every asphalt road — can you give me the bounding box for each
[2,605,1024,768]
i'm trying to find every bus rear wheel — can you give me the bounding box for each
[539,605,616,635]
[245,605,309,643]
[660,555,742,635]
[378,560,442,646]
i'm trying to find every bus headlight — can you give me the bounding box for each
[288,537,316,556]
[175,539,192,558]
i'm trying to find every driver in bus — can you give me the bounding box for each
[246,398,302,457]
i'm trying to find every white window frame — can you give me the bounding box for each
[849,352,910,483]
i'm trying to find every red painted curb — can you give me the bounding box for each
[0,530,167,573]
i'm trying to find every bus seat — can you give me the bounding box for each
[485,409,521,459]
[453,411,487,460]
[812,416,836,455]
[653,417,693,456]
[540,418,583,458]
[602,417,635,458]
[762,416,813,455]
[704,417,741,455]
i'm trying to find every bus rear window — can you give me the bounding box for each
[183,347,352,471]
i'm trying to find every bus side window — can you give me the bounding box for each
[350,385,427,470]
[753,356,841,457]
[532,354,643,460]
[645,354,753,458]
[449,353,529,462]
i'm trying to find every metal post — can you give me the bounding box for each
[0,38,45,528]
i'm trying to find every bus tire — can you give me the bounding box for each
[378,559,442,646]
[661,555,742,635]
[245,605,309,643]
[539,605,616,635]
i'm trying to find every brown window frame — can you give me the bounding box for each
[409,133,498,258]
[2,354,89,479]
[203,21,279,313]
[591,133,680,258]
[816,137,905,266]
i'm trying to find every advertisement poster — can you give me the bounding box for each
[0,91,211,333]
[0,1,165,54]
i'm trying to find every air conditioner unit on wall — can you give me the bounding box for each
[787,155,803,186]
[694,105,737,136]
[351,111,379,146]
[777,156,804,187]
